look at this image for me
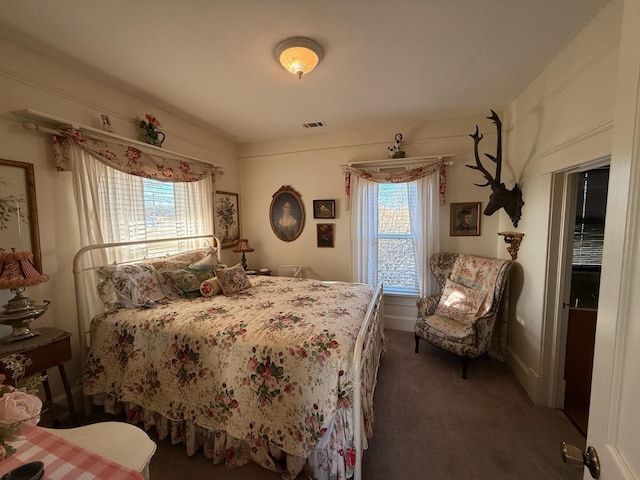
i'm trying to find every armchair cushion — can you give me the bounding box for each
[435,279,487,325]
[415,314,475,346]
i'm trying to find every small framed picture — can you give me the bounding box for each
[313,199,336,219]
[317,223,335,247]
[450,202,481,236]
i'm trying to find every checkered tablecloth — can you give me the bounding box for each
[0,426,144,479]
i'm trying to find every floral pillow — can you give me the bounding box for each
[215,263,252,296]
[200,278,222,297]
[97,264,166,309]
[435,278,487,326]
[162,264,217,298]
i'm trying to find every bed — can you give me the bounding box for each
[73,235,385,480]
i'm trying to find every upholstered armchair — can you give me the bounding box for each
[415,253,512,378]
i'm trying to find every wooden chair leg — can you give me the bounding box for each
[414,334,420,353]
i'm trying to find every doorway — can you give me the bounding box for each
[561,166,609,436]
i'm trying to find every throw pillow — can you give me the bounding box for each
[162,263,217,298]
[435,279,487,326]
[215,263,252,296]
[200,278,222,297]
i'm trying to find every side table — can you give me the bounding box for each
[0,327,77,425]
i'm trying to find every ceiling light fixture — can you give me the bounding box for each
[276,37,323,79]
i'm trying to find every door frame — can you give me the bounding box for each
[542,157,610,410]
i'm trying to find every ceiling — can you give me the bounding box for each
[0,1,610,145]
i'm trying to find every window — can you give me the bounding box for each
[572,167,609,266]
[96,165,211,261]
[378,183,419,294]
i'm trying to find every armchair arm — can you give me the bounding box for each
[417,295,440,317]
[469,312,499,353]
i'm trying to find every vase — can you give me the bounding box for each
[139,129,165,147]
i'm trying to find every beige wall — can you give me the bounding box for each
[503,0,621,404]
[0,38,239,403]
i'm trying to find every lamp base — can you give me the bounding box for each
[4,322,41,343]
[0,299,50,343]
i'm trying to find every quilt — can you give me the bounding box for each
[82,276,377,478]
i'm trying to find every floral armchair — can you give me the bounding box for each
[415,253,512,378]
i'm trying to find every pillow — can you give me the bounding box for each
[200,278,222,297]
[96,277,120,311]
[97,264,166,309]
[435,279,487,325]
[162,264,217,297]
[190,251,220,268]
[215,263,252,296]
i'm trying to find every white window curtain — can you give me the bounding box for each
[351,169,439,296]
[350,174,379,286]
[408,174,439,296]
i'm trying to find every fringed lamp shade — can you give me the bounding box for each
[233,239,254,270]
[0,250,50,341]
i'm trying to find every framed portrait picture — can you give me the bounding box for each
[317,223,335,248]
[270,185,305,242]
[214,191,240,248]
[313,199,335,219]
[450,202,482,236]
[0,159,42,272]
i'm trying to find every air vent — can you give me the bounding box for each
[302,121,326,128]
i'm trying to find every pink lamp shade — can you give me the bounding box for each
[0,250,50,342]
[0,250,49,290]
[233,239,254,270]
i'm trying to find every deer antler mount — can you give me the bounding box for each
[466,110,524,227]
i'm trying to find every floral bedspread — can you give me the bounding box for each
[82,276,379,479]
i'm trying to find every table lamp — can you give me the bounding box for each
[233,239,254,271]
[0,249,50,342]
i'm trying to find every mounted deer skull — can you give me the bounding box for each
[466,110,524,227]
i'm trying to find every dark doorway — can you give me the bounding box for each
[563,166,609,436]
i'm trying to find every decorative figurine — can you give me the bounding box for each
[387,132,405,158]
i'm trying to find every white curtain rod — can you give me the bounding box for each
[14,108,222,169]
[342,154,454,169]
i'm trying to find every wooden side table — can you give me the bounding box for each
[0,327,77,425]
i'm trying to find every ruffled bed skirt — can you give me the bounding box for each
[94,394,362,480]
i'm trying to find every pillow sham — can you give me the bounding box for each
[215,263,252,296]
[97,264,166,309]
[200,278,222,297]
[435,279,487,326]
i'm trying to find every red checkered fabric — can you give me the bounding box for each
[0,426,144,479]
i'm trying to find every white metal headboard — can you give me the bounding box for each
[72,234,221,362]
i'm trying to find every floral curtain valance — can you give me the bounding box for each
[52,128,222,182]
[343,159,448,210]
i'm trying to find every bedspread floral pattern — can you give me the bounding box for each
[83,277,376,476]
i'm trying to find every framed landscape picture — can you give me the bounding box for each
[0,159,42,271]
[450,202,481,236]
[214,191,240,248]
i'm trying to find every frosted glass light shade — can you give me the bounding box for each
[276,37,323,79]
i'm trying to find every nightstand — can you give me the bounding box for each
[0,327,77,426]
